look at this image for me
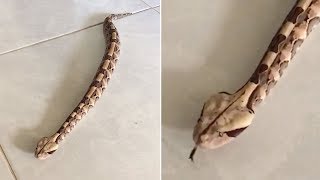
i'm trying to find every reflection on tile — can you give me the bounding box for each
[0,145,16,180]
[0,9,159,180]
[0,0,148,53]
[162,0,320,179]
[142,0,160,7]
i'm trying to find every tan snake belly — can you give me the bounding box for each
[35,13,131,160]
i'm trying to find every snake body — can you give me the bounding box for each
[190,0,320,161]
[35,13,131,160]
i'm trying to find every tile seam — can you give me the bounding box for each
[0,7,153,56]
[0,145,17,180]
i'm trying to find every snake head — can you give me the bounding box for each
[190,92,255,160]
[35,134,59,160]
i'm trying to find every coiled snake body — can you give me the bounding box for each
[35,13,131,160]
[190,0,320,161]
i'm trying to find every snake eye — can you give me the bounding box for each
[47,150,56,154]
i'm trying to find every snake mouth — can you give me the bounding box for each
[35,148,57,160]
[35,151,55,160]
[198,133,234,149]
[47,150,56,154]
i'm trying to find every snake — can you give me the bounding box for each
[190,0,320,161]
[35,13,131,160]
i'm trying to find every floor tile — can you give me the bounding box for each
[0,0,148,54]
[162,0,320,179]
[142,0,160,7]
[0,9,159,180]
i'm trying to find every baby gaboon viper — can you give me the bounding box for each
[35,13,131,160]
[190,0,320,161]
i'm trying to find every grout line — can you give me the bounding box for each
[131,6,155,15]
[139,0,160,13]
[0,23,103,56]
[139,0,160,14]
[153,5,160,14]
[0,145,18,180]
[139,0,153,8]
[0,7,153,56]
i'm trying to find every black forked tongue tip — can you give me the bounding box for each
[189,146,198,162]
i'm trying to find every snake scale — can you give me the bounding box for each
[190,0,320,161]
[35,13,131,160]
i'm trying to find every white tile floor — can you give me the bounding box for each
[162,0,320,180]
[0,1,160,179]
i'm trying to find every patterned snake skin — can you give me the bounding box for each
[35,13,131,160]
[190,0,320,161]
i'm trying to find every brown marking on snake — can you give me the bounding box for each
[299,9,310,22]
[249,73,260,84]
[91,80,100,87]
[269,34,287,53]
[258,64,269,73]
[287,7,304,23]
